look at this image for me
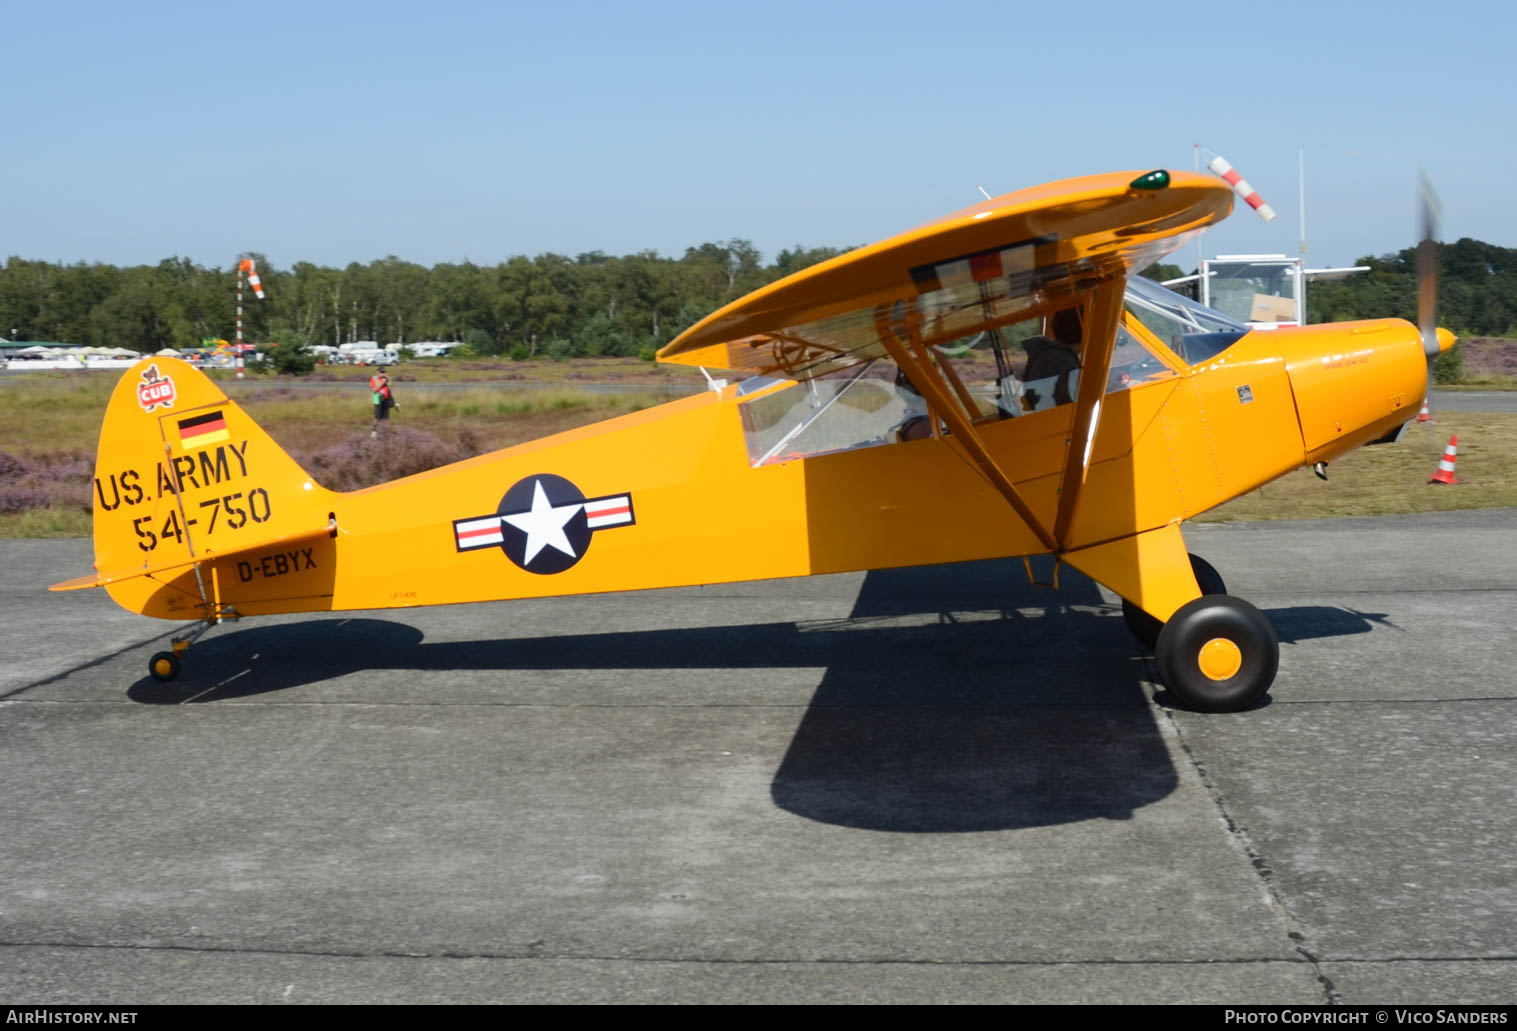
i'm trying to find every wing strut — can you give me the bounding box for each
[875,310,1058,553]
[1052,279,1125,548]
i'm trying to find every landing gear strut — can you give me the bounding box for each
[1122,553,1226,649]
[146,605,239,682]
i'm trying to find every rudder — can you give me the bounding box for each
[77,358,337,619]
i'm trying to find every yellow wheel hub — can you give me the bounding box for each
[1197,638,1243,681]
[153,658,173,676]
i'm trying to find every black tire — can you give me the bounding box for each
[1121,553,1227,650]
[1155,595,1278,713]
[149,651,181,682]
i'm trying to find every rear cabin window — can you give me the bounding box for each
[737,363,920,467]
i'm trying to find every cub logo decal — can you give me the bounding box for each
[136,364,176,412]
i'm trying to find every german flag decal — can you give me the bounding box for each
[176,410,230,450]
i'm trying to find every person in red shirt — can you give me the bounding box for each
[370,366,397,437]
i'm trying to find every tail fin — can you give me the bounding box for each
[52,358,337,619]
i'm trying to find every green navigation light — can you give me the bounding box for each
[1129,170,1170,191]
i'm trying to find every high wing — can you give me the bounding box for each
[658,171,1232,381]
[662,170,1233,554]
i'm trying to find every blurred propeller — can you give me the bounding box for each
[1415,172,1452,435]
[1418,171,1442,359]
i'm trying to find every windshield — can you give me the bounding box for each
[1124,276,1251,365]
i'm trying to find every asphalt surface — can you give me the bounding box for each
[1430,391,1517,413]
[2,511,1514,1005]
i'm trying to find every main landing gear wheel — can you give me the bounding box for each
[1154,595,1278,713]
[1122,553,1226,650]
[149,651,181,682]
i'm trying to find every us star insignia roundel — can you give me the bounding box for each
[452,474,635,575]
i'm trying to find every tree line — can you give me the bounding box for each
[0,241,850,361]
[4,236,1513,362]
[1143,237,1517,335]
[1304,237,1517,334]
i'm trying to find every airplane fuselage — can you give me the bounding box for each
[98,316,1428,625]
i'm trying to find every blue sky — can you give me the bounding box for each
[6,0,1510,272]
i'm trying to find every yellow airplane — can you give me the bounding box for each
[52,169,1453,712]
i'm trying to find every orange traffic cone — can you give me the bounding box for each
[1429,435,1459,484]
[1417,397,1431,422]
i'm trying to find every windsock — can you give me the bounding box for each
[1207,154,1276,222]
[238,258,265,299]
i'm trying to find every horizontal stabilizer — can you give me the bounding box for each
[49,521,334,593]
[49,559,198,592]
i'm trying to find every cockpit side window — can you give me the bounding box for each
[930,298,1184,415]
[928,305,1089,423]
[734,278,1223,466]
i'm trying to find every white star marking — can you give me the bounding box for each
[502,480,581,565]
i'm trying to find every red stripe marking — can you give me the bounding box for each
[458,524,502,539]
[586,504,630,518]
[967,252,1001,281]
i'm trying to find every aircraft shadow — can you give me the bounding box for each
[768,560,1170,832]
[1263,604,1392,644]
[122,560,1387,833]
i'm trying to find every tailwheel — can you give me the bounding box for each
[149,651,181,682]
[1155,595,1278,713]
[1122,553,1226,650]
[146,606,238,685]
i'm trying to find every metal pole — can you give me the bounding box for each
[1299,150,1307,324]
[1194,143,1203,275]
[235,260,245,379]
[1299,149,1307,259]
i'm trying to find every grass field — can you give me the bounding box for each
[2,365,1514,537]
[1195,413,1517,522]
[252,354,689,386]
[0,370,677,537]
